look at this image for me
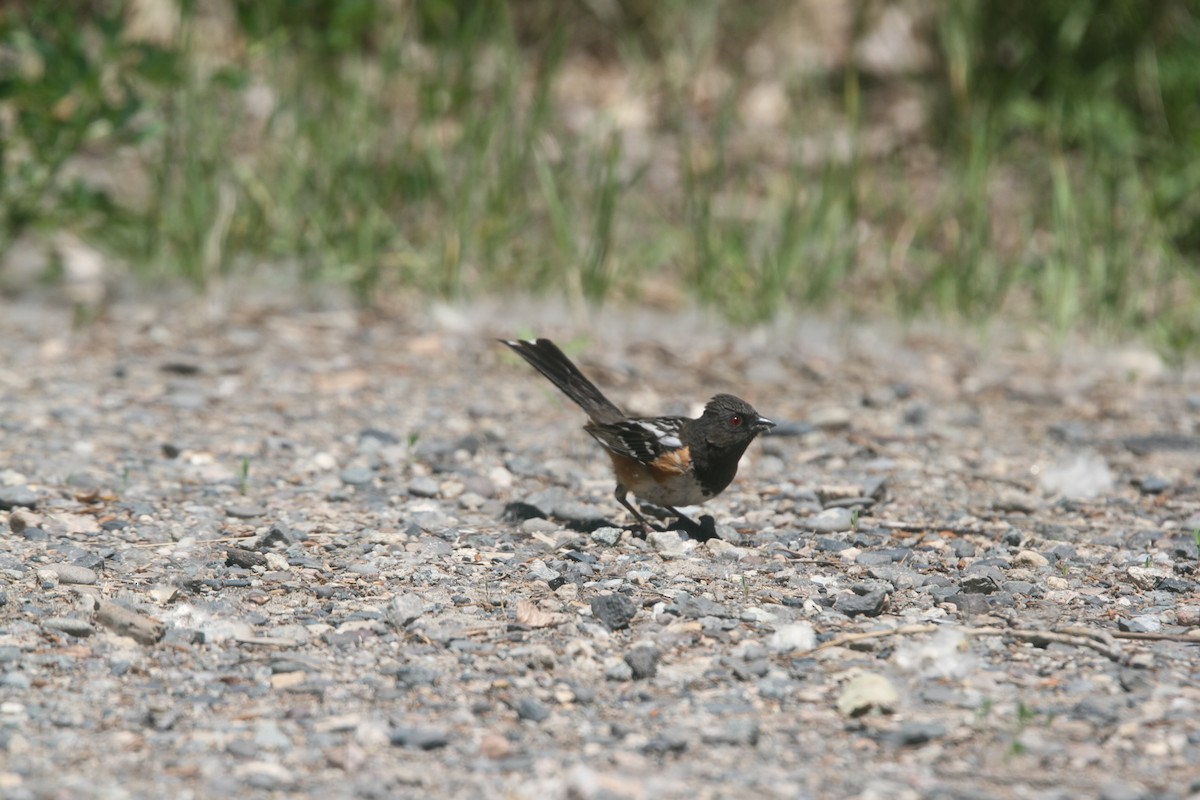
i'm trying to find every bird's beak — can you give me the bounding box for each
[754,416,776,433]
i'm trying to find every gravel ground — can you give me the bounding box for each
[1,295,1199,800]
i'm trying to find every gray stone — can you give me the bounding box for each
[225,504,266,519]
[624,646,659,680]
[340,467,375,487]
[960,568,1002,594]
[701,718,759,746]
[51,564,98,585]
[1012,550,1049,568]
[385,594,426,628]
[590,593,636,630]
[856,548,911,566]
[1135,476,1169,495]
[0,486,39,510]
[1118,615,1162,633]
[0,671,31,690]
[605,660,634,681]
[834,584,888,618]
[389,726,450,750]
[802,507,854,533]
[516,697,550,722]
[882,721,946,747]
[43,617,95,637]
[590,527,623,546]
[646,530,691,558]
[526,562,560,583]
[408,476,440,498]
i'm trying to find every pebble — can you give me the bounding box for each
[646,531,693,558]
[1135,476,1169,495]
[802,507,854,533]
[590,593,637,630]
[340,467,375,487]
[1126,566,1170,591]
[605,660,634,681]
[1175,606,1200,626]
[1118,615,1162,633]
[234,761,295,790]
[993,490,1038,513]
[0,486,39,510]
[1012,550,1049,568]
[389,726,450,750]
[810,406,852,430]
[253,720,292,751]
[960,568,1002,594]
[7,510,39,533]
[526,561,560,583]
[385,594,426,628]
[50,564,98,585]
[838,673,899,717]
[0,672,31,690]
[643,727,690,754]
[589,527,624,546]
[516,697,550,722]
[856,548,911,566]
[882,721,946,747]
[700,719,759,746]
[43,617,95,637]
[624,646,659,680]
[225,504,266,519]
[834,584,888,618]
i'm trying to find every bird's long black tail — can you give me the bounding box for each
[501,338,625,424]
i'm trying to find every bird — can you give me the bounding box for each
[501,337,775,533]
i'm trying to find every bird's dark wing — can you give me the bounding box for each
[584,416,689,464]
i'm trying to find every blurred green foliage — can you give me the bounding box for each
[0,1,178,251]
[0,0,1197,353]
[937,0,1200,253]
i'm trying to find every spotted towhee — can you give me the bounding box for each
[502,338,775,533]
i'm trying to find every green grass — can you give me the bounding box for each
[2,1,1198,356]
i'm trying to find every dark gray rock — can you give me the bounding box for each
[516,697,550,722]
[960,567,1003,594]
[0,487,39,510]
[881,721,946,747]
[701,719,759,746]
[389,726,450,750]
[670,594,731,619]
[590,593,637,630]
[394,665,437,689]
[1135,476,1169,495]
[856,548,911,566]
[835,584,888,617]
[624,646,659,680]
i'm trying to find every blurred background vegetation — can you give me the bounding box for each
[1,0,1198,355]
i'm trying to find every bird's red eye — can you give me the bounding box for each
[729,414,742,426]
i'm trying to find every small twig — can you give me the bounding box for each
[874,520,1001,536]
[800,623,1128,661]
[125,535,253,549]
[1110,630,1200,643]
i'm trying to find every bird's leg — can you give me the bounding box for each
[663,505,700,530]
[614,484,655,536]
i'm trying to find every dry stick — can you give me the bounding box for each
[1110,630,1200,643]
[799,623,1137,661]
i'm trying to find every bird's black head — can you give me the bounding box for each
[698,393,775,448]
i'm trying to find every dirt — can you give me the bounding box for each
[1,293,1198,799]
